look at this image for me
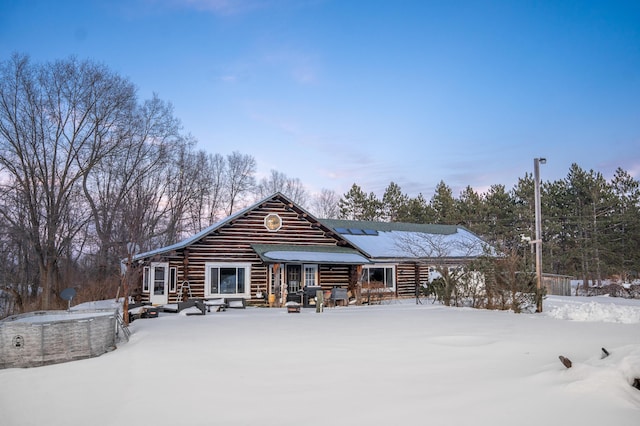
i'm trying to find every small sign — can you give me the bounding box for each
[12,335,24,349]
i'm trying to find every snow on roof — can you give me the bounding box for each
[263,251,369,263]
[321,219,487,260]
[131,199,258,261]
[251,244,370,264]
[128,195,490,264]
[321,219,460,235]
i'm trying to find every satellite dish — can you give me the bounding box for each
[60,287,76,301]
[60,287,77,311]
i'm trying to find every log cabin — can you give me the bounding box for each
[126,193,489,307]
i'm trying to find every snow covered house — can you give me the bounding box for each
[128,193,489,307]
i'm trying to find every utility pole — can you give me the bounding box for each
[534,157,546,313]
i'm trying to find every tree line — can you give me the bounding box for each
[0,55,336,315]
[0,55,637,316]
[338,165,640,290]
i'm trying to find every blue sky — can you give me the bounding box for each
[1,0,639,199]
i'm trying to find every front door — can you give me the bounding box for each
[150,262,169,305]
[284,264,319,302]
[287,265,302,293]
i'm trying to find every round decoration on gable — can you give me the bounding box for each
[264,213,282,231]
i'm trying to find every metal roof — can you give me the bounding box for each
[321,219,487,260]
[321,219,460,235]
[128,194,490,264]
[251,244,370,264]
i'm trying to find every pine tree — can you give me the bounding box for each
[483,184,516,246]
[338,184,382,221]
[338,184,367,220]
[382,182,409,222]
[399,193,435,223]
[456,185,485,234]
[430,181,457,224]
[609,168,640,281]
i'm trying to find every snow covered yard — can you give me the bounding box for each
[1,296,639,426]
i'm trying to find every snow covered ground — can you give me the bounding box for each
[1,295,639,426]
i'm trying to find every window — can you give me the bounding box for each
[143,266,150,292]
[270,264,284,295]
[169,267,177,293]
[304,264,318,287]
[286,264,318,293]
[205,263,251,297]
[153,266,166,296]
[361,264,395,290]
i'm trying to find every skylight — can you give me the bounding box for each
[333,226,378,236]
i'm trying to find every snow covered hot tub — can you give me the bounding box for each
[0,309,118,369]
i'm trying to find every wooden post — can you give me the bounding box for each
[316,289,324,313]
[273,263,281,308]
[183,248,190,290]
[355,265,363,305]
[122,251,132,325]
[415,262,421,304]
[123,242,139,325]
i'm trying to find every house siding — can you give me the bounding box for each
[396,262,431,297]
[135,197,352,304]
[130,193,490,306]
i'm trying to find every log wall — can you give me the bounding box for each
[396,263,430,297]
[138,197,349,303]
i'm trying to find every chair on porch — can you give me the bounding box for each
[326,287,348,307]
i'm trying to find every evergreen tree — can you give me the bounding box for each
[338,184,382,221]
[483,184,516,246]
[609,168,640,281]
[382,182,409,222]
[511,174,535,239]
[456,185,485,234]
[398,193,435,223]
[430,181,457,224]
[564,164,614,287]
[541,179,574,276]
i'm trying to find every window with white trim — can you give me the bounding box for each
[304,264,318,287]
[169,267,177,293]
[205,263,251,298]
[143,266,150,292]
[270,264,284,295]
[361,264,395,290]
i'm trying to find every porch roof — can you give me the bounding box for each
[251,244,370,265]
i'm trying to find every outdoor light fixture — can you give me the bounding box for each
[533,157,546,312]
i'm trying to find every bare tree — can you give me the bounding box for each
[163,137,203,243]
[472,244,536,313]
[226,151,256,215]
[395,230,485,307]
[203,152,228,225]
[184,151,228,231]
[82,94,178,282]
[310,188,340,218]
[254,169,308,205]
[0,55,136,309]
